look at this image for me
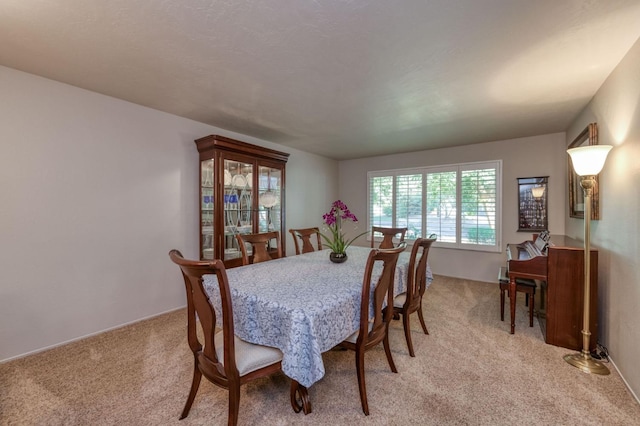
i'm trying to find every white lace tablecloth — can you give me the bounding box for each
[203,246,432,388]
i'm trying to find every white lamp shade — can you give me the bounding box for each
[567,145,613,176]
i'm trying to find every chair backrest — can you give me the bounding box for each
[168,249,239,380]
[357,244,406,346]
[405,236,437,307]
[289,227,323,255]
[371,226,408,249]
[237,231,282,265]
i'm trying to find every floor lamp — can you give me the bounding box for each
[564,144,612,375]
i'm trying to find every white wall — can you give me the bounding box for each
[565,37,640,400]
[0,66,338,361]
[284,154,337,234]
[338,133,567,283]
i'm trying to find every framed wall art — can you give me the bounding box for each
[517,176,548,232]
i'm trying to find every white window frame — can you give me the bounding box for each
[367,160,502,252]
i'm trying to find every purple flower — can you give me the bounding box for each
[323,212,337,226]
[320,200,367,254]
[332,200,348,211]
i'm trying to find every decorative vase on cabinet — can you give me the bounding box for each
[195,135,289,268]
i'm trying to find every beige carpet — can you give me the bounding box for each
[1,275,639,426]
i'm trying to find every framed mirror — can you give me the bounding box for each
[568,123,600,219]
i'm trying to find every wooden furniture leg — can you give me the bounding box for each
[529,293,535,327]
[290,381,312,414]
[509,276,517,334]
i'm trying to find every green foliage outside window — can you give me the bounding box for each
[466,226,496,244]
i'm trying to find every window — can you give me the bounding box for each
[395,174,423,238]
[368,161,501,252]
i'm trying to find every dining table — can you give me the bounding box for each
[203,245,433,414]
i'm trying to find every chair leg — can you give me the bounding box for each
[382,329,398,373]
[228,383,241,426]
[290,380,311,414]
[500,288,505,321]
[180,359,202,419]
[402,313,415,357]
[355,349,369,415]
[417,301,429,335]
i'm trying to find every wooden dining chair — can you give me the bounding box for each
[390,236,436,357]
[168,250,284,426]
[371,226,408,249]
[289,227,322,255]
[236,231,282,265]
[337,244,406,415]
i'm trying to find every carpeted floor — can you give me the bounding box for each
[1,275,639,425]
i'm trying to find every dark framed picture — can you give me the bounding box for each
[517,176,548,232]
[568,123,600,220]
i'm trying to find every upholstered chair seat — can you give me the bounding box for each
[213,332,283,376]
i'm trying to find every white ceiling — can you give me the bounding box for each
[2,1,640,160]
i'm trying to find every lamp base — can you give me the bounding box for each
[564,352,610,375]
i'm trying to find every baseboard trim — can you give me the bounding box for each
[608,355,640,405]
[0,305,186,364]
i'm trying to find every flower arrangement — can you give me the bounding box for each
[320,200,368,255]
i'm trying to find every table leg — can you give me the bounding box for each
[509,276,516,334]
[290,380,312,414]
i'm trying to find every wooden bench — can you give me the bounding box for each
[498,266,536,327]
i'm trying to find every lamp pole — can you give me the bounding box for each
[562,175,609,374]
[564,145,612,375]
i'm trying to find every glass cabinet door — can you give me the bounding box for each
[200,159,214,259]
[223,158,253,262]
[257,165,282,233]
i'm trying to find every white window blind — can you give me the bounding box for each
[368,161,501,252]
[426,170,457,243]
[460,166,497,246]
[395,174,423,239]
[369,175,393,228]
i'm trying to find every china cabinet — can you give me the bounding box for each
[195,135,289,267]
